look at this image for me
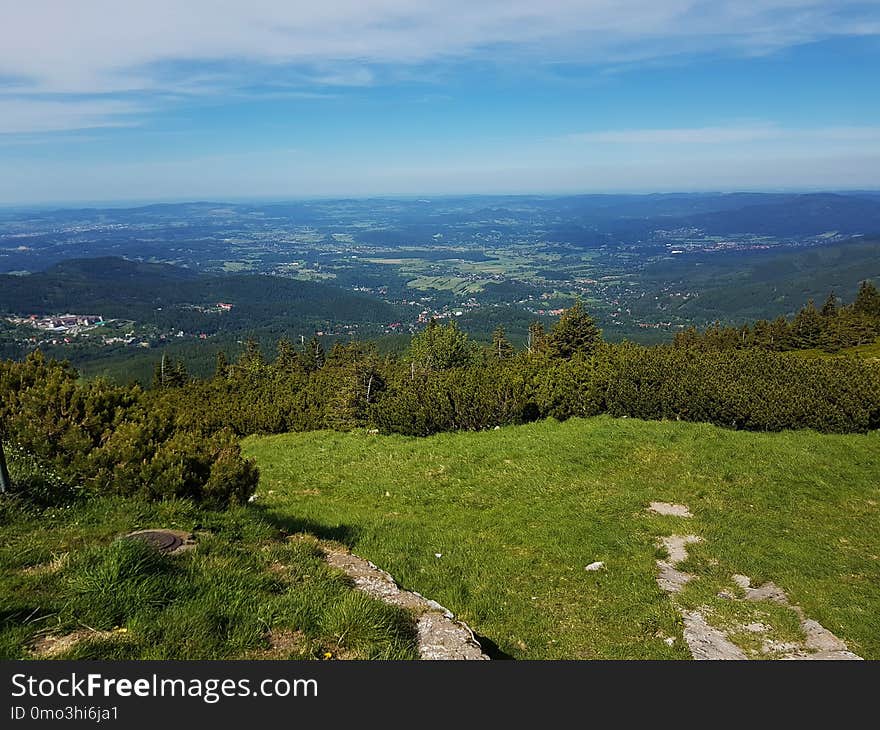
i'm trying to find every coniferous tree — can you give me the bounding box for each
[0,440,11,493]
[326,343,386,429]
[302,335,326,371]
[170,359,189,387]
[527,321,548,356]
[791,300,823,349]
[673,326,700,349]
[752,320,772,349]
[546,301,602,359]
[820,317,845,353]
[490,326,515,360]
[409,319,476,371]
[152,353,168,389]
[821,291,839,318]
[769,316,791,350]
[853,280,880,318]
[238,338,266,372]
[273,337,301,373]
[152,354,188,388]
[214,351,229,379]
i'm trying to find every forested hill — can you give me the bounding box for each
[673,193,880,237]
[0,257,400,334]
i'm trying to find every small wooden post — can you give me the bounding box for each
[0,440,11,494]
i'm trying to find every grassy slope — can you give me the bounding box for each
[0,495,417,660]
[244,416,880,659]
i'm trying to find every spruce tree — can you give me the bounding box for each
[546,301,602,359]
[0,440,11,493]
[238,338,266,371]
[151,353,167,389]
[792,300,823,349]
[527,321,548,355]
[769,316,790,350]
[752,320,772,349]
[214,351,229,379]
[151,352,187,388]
[410,319,475,371]
[821,291,839,318]
[170,358,189,387]
[273,337,301,373]
[853,280,880,319]
[490,326,515,360]
[302,335,326,371]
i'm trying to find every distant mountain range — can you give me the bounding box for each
[4,191,880,235]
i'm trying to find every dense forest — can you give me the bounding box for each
[674,280,880,352]
[0,257,399,335]
[2,285,879,512]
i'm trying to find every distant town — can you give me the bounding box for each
[5,313,105,332]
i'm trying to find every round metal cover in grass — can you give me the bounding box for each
[123,529,193,553]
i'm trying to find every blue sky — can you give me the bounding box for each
[1,1,879,204]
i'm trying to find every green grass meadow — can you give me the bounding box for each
[243,416,880,659]
[0,496,417,660]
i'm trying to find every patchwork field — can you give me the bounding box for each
[243,416,880,659]
[406,276,487,294]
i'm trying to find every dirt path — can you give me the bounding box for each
[650,502,862,660]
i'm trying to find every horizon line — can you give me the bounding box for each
[4,187,880,211]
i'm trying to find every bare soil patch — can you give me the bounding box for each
[29,628,130,658]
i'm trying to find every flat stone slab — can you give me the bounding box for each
[325,548,489,660]
[660,534,702,565]
[802,619,848,652]
[417,613,487,660]
[656,535,702,594]
[682,611,748,660]
[783,649,863,661]
[656,561,695,594]
[657,535,863,661]
[732,573,863,660]
[325,550,432,613]
[733,575,799,610]
[648,502,693,518]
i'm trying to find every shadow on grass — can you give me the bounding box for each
[252,505,362,548]
[249,505,515,660]
[473,632,516,660]
[0,607,41,629]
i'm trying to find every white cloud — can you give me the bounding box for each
[0,1,878,96]
[0,1,877,136]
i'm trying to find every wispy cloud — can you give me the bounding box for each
[0,98,144,135]
[562,124,880,145]
[1,2,878,112]
[565,125,780,144]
